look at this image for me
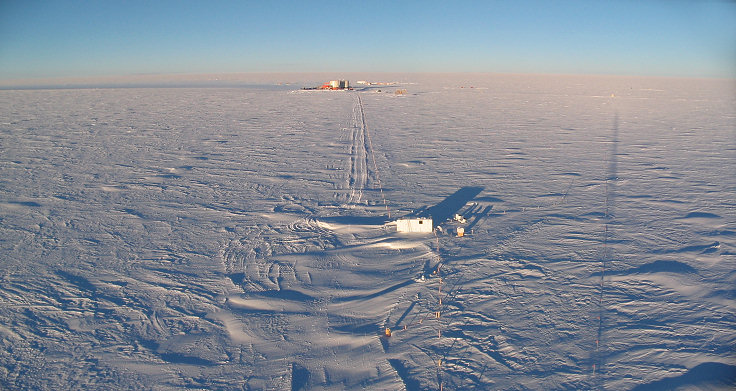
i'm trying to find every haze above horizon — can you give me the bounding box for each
[1,1,735,81]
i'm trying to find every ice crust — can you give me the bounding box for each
[0,74,734,390]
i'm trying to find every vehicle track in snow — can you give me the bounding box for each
[342,95,370,205]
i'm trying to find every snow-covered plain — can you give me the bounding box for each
[1,74,734,390]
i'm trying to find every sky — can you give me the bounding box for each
[1,0,735,80]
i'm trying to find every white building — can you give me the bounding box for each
[329,80,350,89]
[396,218,433,233]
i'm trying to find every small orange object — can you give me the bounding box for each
[384,327,392,337]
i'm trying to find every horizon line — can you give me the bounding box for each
[2,70,733,90]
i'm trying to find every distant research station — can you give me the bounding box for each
[302,80,351,90]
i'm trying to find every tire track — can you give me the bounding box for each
[345,96,369,205]
[356,94,391,217]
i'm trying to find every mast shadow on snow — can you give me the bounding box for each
[593,111,619,384]
[409,186,484,223]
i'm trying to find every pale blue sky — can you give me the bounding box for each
[1,0,734,80]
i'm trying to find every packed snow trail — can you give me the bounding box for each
[345,96,369,205]
[357,94,392,218]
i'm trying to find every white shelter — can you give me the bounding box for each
[396,218,433,233]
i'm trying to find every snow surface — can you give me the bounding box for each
[1,74,735,390]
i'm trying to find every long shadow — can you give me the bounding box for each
[591,260,697,277]
[332,279,415,302]
[629,362,736,391]
[158,353,216,366]
[291,362,310,391]
[606,113,619,218]
[411,186,484,224]
[320,215,391,225]
[466,205,493,231]
[388,359,421,391]
[394,301,418,328]
[594,112,619,386]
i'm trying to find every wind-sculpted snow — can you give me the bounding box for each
[0,75,734,390]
